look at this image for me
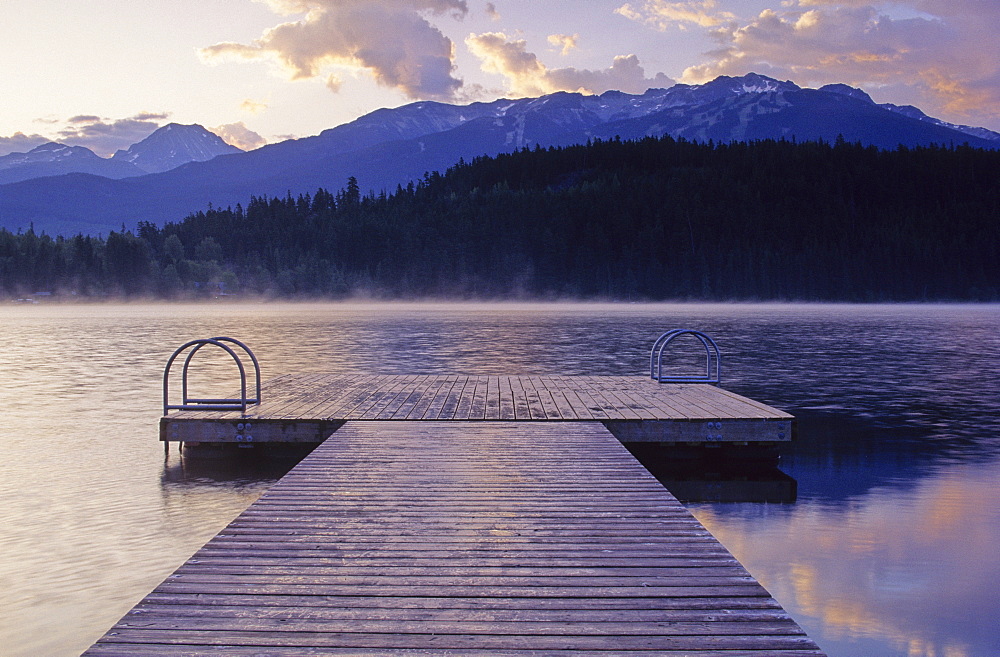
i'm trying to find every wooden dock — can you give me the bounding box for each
[161,374,794,446]
[86,421,824,655]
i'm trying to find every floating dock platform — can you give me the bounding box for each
[160,374,794,448]
[86,421,824,655]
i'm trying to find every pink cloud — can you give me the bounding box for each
[200,0,468,100]
[467,32,672,97]
[619,1,1000,129]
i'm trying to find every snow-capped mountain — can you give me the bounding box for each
[0,142,144,185]
[2,73,998,236]
[820,83,1000,143]
[0,142,98,170]
[110,123,243,174]
[298,71,997,158]
[881,105,1000,142]
[299,72,800,155]
[0,124,242,185]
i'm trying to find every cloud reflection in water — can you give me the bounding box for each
[691,462,1000,657]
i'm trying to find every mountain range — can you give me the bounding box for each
[0,123,242,186]
[2,73,997,237]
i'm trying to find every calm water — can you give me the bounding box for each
[1,302,998,656]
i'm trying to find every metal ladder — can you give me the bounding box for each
[162,337,261,415]
[649,329,721,384]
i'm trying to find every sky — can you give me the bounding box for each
[2,0,999,157]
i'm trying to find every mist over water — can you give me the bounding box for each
[1,302,997,656]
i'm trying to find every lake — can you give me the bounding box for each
[1,302,997,656]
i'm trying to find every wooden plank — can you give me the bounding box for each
[694,386,792,419]
[187,374,321,422]
[386,374,437,419]
[373,374,433,419]
[519,375,548,419]
[526,376,563,419]
[509,375,532,420]
[415,375,456,419]
[452,375,478,419]
[173,562,749,575]
[554,375,610,420]
[135,593,787,611]
[600,382,665,420]
[97,617,810,636]
[430,375,469,420]
[349,375,422,418]
[552,375,603,419]
[498,376,517,420]
[233,372,325,419]
[612,378,700,420]
[405,374,450,419]
[176,548,739,572]
[482,375,499,419]
[578,375,645,420]
[310,375,387,419]
[657,387,742,420]
[274,374,363,419]
[90,420,822,655]
[121,603,796,622]
[468,375,490,419]
[535,376,582,419]
[362,374,429,419]
[242,373,340,419]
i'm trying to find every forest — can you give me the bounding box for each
[2,136,998,301]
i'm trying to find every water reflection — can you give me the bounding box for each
[1,302,998,657]
[160,446,309,489]
[649,465,797,504]
[692,460,1000,657]
[626,444,797,503]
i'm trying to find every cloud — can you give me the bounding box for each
[67,114,103,124]
[615,0,736,29]
[241,99,269,114]
[0,132,51,157]
[132,111,172,122]
[200,0,468,100]
[56,112,169,156]
[212,122,267,150]
[548,33,580,56]
[466,32,672,97]
[616,1,1000,130]
[325,73,343,92]
[485,2,500,20]
[681,5,949,84]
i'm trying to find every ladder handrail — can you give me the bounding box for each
[163,337,261,414]
[649,329,721,384]
[180,337,261,405]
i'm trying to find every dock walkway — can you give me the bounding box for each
[86,421,824,655]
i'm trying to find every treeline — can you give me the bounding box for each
[2,136,999,300]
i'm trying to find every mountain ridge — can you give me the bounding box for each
[2,73,997,236]
[110,123,243,174]
[0,123,241,186]
[0,142,146,185]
